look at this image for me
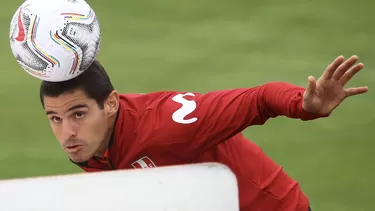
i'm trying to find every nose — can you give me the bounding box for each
[62,120,78,140]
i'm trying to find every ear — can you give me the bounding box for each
[105,90,119,117]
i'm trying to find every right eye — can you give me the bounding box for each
[51,116,62,123]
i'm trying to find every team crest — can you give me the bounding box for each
[131,156,156,169]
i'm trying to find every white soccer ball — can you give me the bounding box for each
[9,0,101,82]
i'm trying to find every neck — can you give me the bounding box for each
[94,112,118,158]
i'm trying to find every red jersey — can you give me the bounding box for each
[72,82,327,211]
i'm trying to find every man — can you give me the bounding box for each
[40,55,367,211]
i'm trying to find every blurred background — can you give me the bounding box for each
[1,0,374,210]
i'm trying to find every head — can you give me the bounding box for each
[40,60,119,163]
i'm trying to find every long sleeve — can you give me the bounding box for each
[138,82,328,153]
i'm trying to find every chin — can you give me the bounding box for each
[69,152,93,163]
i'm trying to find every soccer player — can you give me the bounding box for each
[40,55,367,211]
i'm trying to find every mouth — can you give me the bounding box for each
[65,145,83,153]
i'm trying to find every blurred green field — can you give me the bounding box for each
[0,0,374,210]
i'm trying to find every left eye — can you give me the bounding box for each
[75,112,85,119]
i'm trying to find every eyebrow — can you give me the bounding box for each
[46,104,89,115]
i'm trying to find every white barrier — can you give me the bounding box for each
[0,163,239,211]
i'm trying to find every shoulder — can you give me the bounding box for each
[118,91,203,111]
[120,91,204,141]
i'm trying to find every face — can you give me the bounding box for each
[43,89,119,163]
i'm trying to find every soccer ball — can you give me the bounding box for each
[9,0,101,82]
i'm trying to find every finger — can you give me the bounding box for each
[339,63,364,85]
[345,86,368,97]
[322,55,345,80]
[306,76,316,95]
[332,55,359,81]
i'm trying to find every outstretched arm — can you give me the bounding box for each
[141,55,367,153]
[140,82,324,152]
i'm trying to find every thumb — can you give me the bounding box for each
[306,76,316,95]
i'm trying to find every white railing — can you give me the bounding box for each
[0,163,239,211]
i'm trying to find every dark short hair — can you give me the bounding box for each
[40,60,114,109]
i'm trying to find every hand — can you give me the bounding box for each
[302,55,368,115]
